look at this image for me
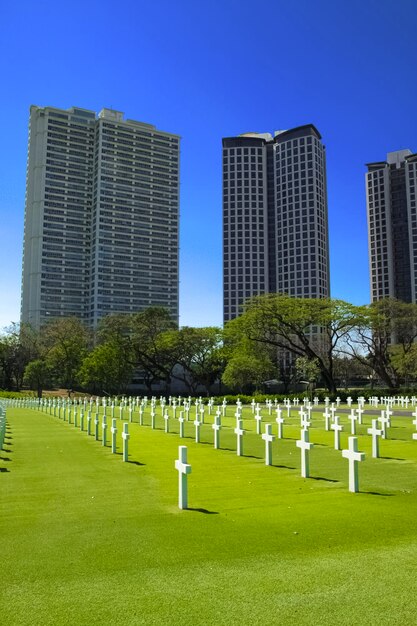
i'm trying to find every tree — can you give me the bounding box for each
[78,343,134,395]
[332,356,370,388]
[222,353,274,393]
[96,314,132,355]
[295,356,320,399]
[41,318,90,393]
[224,294,360,392]
[130,307,178,393]
[342,298,417,389]
[163,326,225,395]
[0,326,32,391]
[24,359,54,398]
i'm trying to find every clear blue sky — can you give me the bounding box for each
[1,0,416,330]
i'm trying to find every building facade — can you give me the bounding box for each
[222,124,330,323]
[21,105,180,329]
[366,149,417,303]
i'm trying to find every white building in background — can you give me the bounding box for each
[366,149,417,303]
[222,124,330,323]
[21,105,180,329]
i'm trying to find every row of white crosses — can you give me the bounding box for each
[234,401,353,487]
[16,395,134,463]
[10,396,417,485]
[0,403,6,451]
[234,404,366,493]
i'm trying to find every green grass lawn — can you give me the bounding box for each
[1,402,416,625]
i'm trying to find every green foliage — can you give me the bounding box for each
[23,359,54,397]
[130,307,178,390]
[2,299,417,397]
[163,326,224,394]
[78,343,134,395]
[295,356,320,382]
[41,318,90,391]
[0,389,35,398]
[222,353,274,393]
[0,325,29,391]
[342,298,417,388]
[224,294,361,392]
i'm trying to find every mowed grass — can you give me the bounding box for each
[1,403,417,625]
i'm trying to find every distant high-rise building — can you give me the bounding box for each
[222,124,330,323]
[366,149,417,303]
[21,105,180,329]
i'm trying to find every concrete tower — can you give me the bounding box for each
[21,105,180,328]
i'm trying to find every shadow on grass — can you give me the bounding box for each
[114,452,145,466]
[272,464,296,470]
[187,507,219,515]
[364,491,394,497]
[2,449,12,454]
[0,456,11,462]
[310,476,339,483]
[380,456,406,461]
[0,467,9,472]
[221,447,262,460]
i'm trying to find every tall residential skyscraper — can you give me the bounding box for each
[366,149,417,303]
[21,105,180,329]
[222,124,330,322]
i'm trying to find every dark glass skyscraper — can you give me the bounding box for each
[222,125,330,323]
[366,149,417,303]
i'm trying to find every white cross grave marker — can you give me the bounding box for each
[122,423,130,462]
[175,446,191,510]
[331,416,343,450]
[164,411,170,434]
[296,428,314,478]
[178,411,185,438]
[212,415,221,449]
[254,407,262,435]
[194,417,201,443]
[349,410,358,435]
[323,407,331,431]
[111,418,117,453]
[378,412,389,439]
[102,415,107,446]
[234,419,245,456]
[262,424,275,466]
[276,408,284,439]
[300,412,311,430]
[367,419,383,458]
[342,436,365,493]
[94,413,99,440]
